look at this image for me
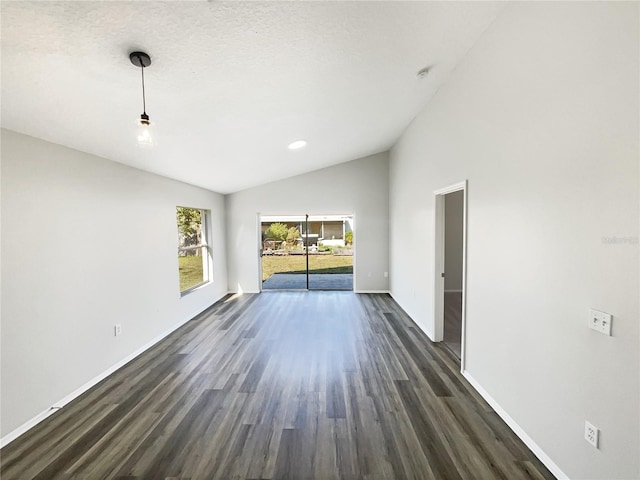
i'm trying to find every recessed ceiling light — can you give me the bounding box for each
[288,140,307,150]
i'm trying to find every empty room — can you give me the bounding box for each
[1,2,638,479]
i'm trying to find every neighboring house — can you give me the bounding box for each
[261,215,353,247]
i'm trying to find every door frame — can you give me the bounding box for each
[257,212,263,293]
[433,180,468,370]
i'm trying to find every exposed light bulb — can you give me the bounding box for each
[130,52,154,148]
[137,114,154,147]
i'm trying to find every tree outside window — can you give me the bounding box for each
[177,207,211,293]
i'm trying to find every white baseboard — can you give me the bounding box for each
[461,371,568,480]
[388,291,436,341]
[0,408,57,449]
[354,290,390,294]
[0,300,222,449]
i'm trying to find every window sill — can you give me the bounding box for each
[180,280,212,298]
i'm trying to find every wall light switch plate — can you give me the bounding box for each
[589,309,612,336]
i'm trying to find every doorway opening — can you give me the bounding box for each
[434,182,467,368]
[259,214,354,291]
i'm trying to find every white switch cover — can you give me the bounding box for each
[589,309,612,336]
[114,324,122,336]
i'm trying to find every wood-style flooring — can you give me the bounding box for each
[1,292,555,480]
[443,292,463,359]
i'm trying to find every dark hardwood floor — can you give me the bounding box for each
[444,292,463,359]
[1,292,555,479]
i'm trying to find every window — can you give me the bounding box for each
[177,207,211,294]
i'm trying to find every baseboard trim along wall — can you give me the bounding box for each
[1,291,567,480]
[387,289,566,478]
[0,299,225,448]
[354,290,390,294]
[462,371,569,480]
[388,291,435,341]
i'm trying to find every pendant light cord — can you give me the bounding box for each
[141,64,147,115]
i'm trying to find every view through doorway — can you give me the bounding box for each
[260,214,354,291]
[434,181,467,368]
[442,190,464,359]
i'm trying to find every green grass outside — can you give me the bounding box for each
[262,255,353,281]
[179,255,204,292]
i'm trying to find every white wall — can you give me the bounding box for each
[444,190,463,291]
[389,3,638,479]
[226,152,389,293]
[1,129,229,439]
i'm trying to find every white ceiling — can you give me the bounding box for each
[1,1,505,194]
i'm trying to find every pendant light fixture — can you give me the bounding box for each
[129,51,154,147]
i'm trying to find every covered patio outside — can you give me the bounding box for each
[261,214,354,291]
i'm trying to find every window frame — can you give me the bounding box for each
[177,207,212,296]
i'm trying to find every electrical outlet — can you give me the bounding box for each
[114,324,122,336]
[384,271,388,278]
[585,421,599,448]
[589,309,612,336]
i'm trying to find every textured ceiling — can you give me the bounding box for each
[1,1,505,194]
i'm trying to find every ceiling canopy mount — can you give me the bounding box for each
[129,52,151,68]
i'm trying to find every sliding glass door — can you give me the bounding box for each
[260,214,353,291]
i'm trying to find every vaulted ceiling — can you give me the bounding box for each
[1,1,504,194]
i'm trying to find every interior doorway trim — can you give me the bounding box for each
[257,212,263,293]
[433,180,468,371]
